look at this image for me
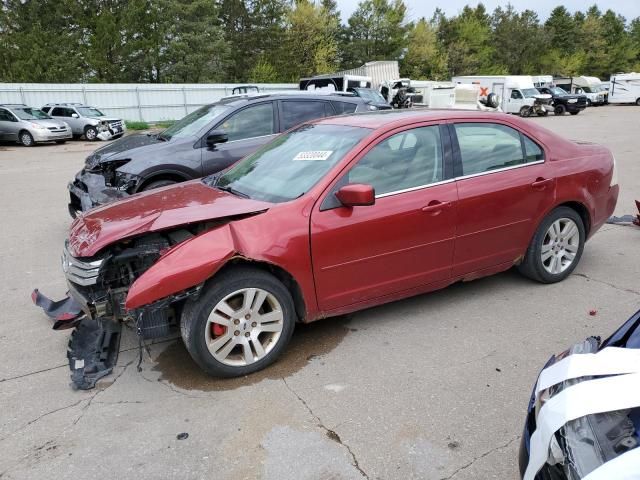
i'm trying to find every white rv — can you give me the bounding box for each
[609,73,640,106]
[410,81,456,108]
[452,76,541,115]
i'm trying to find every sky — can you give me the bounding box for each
[337,0,640,22]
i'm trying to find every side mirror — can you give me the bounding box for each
[71,113,79,118]
[206,130,228,147]
[335,184,375,207]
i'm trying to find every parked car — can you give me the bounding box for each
[36,110,618,388]
[519,309,640,479]
[0,104,72,146]
[41,103,126,141]
[66,92,373,217]
[347,87,392,110]
[536,86,588,115]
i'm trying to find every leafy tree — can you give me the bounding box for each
[401,18,447,79]
[341,0,408,69]
[491,6,544,74]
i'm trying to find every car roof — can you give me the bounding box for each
[217,92,364,107]
[314,109,516,129]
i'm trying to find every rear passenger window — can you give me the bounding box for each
[454,123,530,176]
[348,126,443,196]
[332,101,357,114]
[523,136,544,161]
[281,101,330,130]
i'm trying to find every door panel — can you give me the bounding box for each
[311,124,457,311]
[451,122,555,276]
[0,109,18,141]
[201,134,277,176]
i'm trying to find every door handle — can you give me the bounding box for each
[531,177,553,190]
[421,201,451,214]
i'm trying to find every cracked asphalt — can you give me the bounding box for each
[1,106,639,479]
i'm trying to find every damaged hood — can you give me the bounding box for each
[68,180,272,257]
[85,133,166,168]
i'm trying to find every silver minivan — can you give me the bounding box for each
[0,104,72,146]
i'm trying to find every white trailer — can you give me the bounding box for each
[452,75,540,115]
[410,81,456,108]
[339,61,400,89]
[299,74,372,92]
[609,73,640,106]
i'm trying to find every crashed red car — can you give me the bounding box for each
[37,110,618,388]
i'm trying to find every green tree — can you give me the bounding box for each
[341,0,408,69]
[491,6,544,74]
[401,18,447,79]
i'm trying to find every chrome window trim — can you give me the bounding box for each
[375,178,454,199]
[455,159,544,181]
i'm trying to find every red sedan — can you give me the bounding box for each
[48,110,619,382]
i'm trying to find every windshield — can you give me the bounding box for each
[551,87,569,96]
[353,88,387,104]
[13,108,52,120]
[77,107,105,117]
[207,124,371,203]
[160,104,230,140]
[521,88,540,98]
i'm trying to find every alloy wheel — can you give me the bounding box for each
[541,218,580,275]
[204,287,284,367]
[21,132,33,146]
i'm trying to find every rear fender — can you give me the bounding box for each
[125,225,237,310]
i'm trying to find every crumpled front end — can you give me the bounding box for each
[68,165,140,217]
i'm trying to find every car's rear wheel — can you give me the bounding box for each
[518,207,585,283]
[84,126,98,141]
[519,106,531,117]
[554,104,566,115]
[20,131,34,147]
[636,98,640,106]
[181,267,296,377]
[141,179,177,191]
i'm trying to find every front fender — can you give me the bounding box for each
[125,225,236,310]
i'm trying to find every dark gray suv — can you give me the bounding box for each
[68,92,371,216]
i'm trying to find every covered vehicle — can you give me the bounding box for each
[66,92,371,217]
[519,309,640,479]
[35,110,618,388]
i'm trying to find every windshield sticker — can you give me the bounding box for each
[293,150,333,161]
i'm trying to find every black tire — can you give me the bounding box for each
[141,179,177,191]
[518,206,585,284]
[554,104,566,116]
[519,106,531,118]
[20,131,34,147]
[586,99,592,107]
[570,111,580,116]
[181,267,296,377]
[84,126,98,141]
[55,140,67,144]
[636,98,640,106]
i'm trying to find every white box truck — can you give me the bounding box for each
[609,73,640,106]
[452,75,541,115]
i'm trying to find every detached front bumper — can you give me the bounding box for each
[68,170,132,217]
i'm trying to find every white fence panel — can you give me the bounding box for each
[0,83,297,122]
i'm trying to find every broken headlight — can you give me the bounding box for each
[98,120,110,132]
[113,171,140,191]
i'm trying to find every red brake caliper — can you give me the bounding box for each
[212,323,226,336]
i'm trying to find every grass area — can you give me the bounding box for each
[125,120,150,130]
[155,120,176,128]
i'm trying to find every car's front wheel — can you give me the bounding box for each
[84,126,98,141]
[20,131,34,147]
[554,104,566,115]
[181,267,296,377]
[518,207,585,283]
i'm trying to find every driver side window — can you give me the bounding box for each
[347,126,443,196]
[218,103,275,142]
